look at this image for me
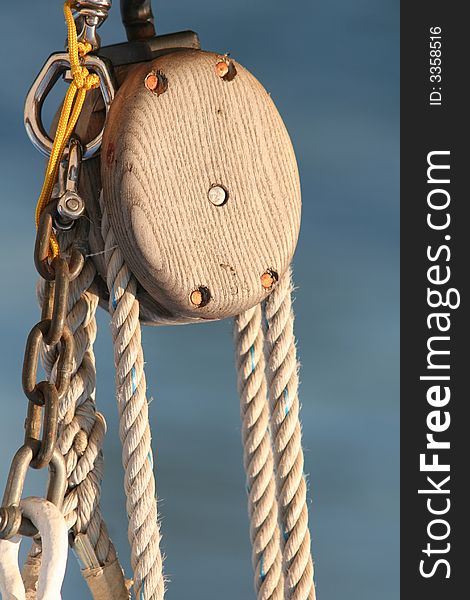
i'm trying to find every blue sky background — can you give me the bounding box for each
[0,1,399,598]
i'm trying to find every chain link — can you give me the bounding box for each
[0,139,85,540]
[0,440,67,539]
[35,205,84,281]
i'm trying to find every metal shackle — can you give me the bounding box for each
[0,441,66,539]
[24,52,115,159]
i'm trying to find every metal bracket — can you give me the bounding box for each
[97,30,201,67]
[24,52,115,159]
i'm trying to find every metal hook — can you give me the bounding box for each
[73,0,113,50]
[55,137,85,230]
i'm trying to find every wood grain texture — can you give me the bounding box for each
[75,87,192,325]
[100,49,301,321]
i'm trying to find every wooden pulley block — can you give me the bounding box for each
[96,48,301,324]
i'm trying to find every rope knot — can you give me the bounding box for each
[71,66,99,91]
[85,72,100,90]
[73,430,88,455]
[77,41,93,57]
[71,65,87,89]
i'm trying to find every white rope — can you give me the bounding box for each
[38,257,116,564]
[0,497,68,600]
[32,233,130,599]
[100,196,165,600]
[234,305,284,600]
[263,269,315,600]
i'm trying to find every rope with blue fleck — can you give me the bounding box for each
[234,305,284,600]
[263,268,316,600]
[101,193,165,600]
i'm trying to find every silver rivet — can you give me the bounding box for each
[65,197,80,212]
[208,184,228,206]
[56,193,85,228]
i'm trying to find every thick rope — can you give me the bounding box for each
[100,196,165,600]
[28,229,129,599]
[38,255,116,563]
[263,269,315,600]
[234,306,284,600]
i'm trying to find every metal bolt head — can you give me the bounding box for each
[208,184,228,207]
[55,192,85,230]
[65,197,80,212]
[145,72,159,91]
[215,61,229,78]
[145,70,167,96]
[190,286,211,307]
[190,289,203,306]
[215,56,237,81]
[261,270,278,290]
[57,192,85,220]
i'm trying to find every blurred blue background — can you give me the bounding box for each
[0,1,399,599]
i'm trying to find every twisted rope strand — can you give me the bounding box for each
[37,256,117,566]
[234,305,284,600]
[263,269,315,600]
[101,196,165,600]
[25,241,129,599]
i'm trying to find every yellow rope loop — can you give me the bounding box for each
[78,41,93,57]
[72,66,100,91]
[71,66,86,89]
[35,1,101,260]
[85,73,100,90]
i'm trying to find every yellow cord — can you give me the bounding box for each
[36,1,100,259]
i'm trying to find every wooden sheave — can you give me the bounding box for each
[74,47,315,600]
[82,49,301,324]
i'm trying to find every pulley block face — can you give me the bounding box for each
[101,49,301,321]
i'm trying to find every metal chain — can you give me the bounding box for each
[0,4,116,594]
[0,139,86,542]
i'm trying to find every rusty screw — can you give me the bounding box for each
[145,71,167,95]
[145,72,159,90]
[190,286,211,307]
[215,61,230,78]
[261,270,278,290]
